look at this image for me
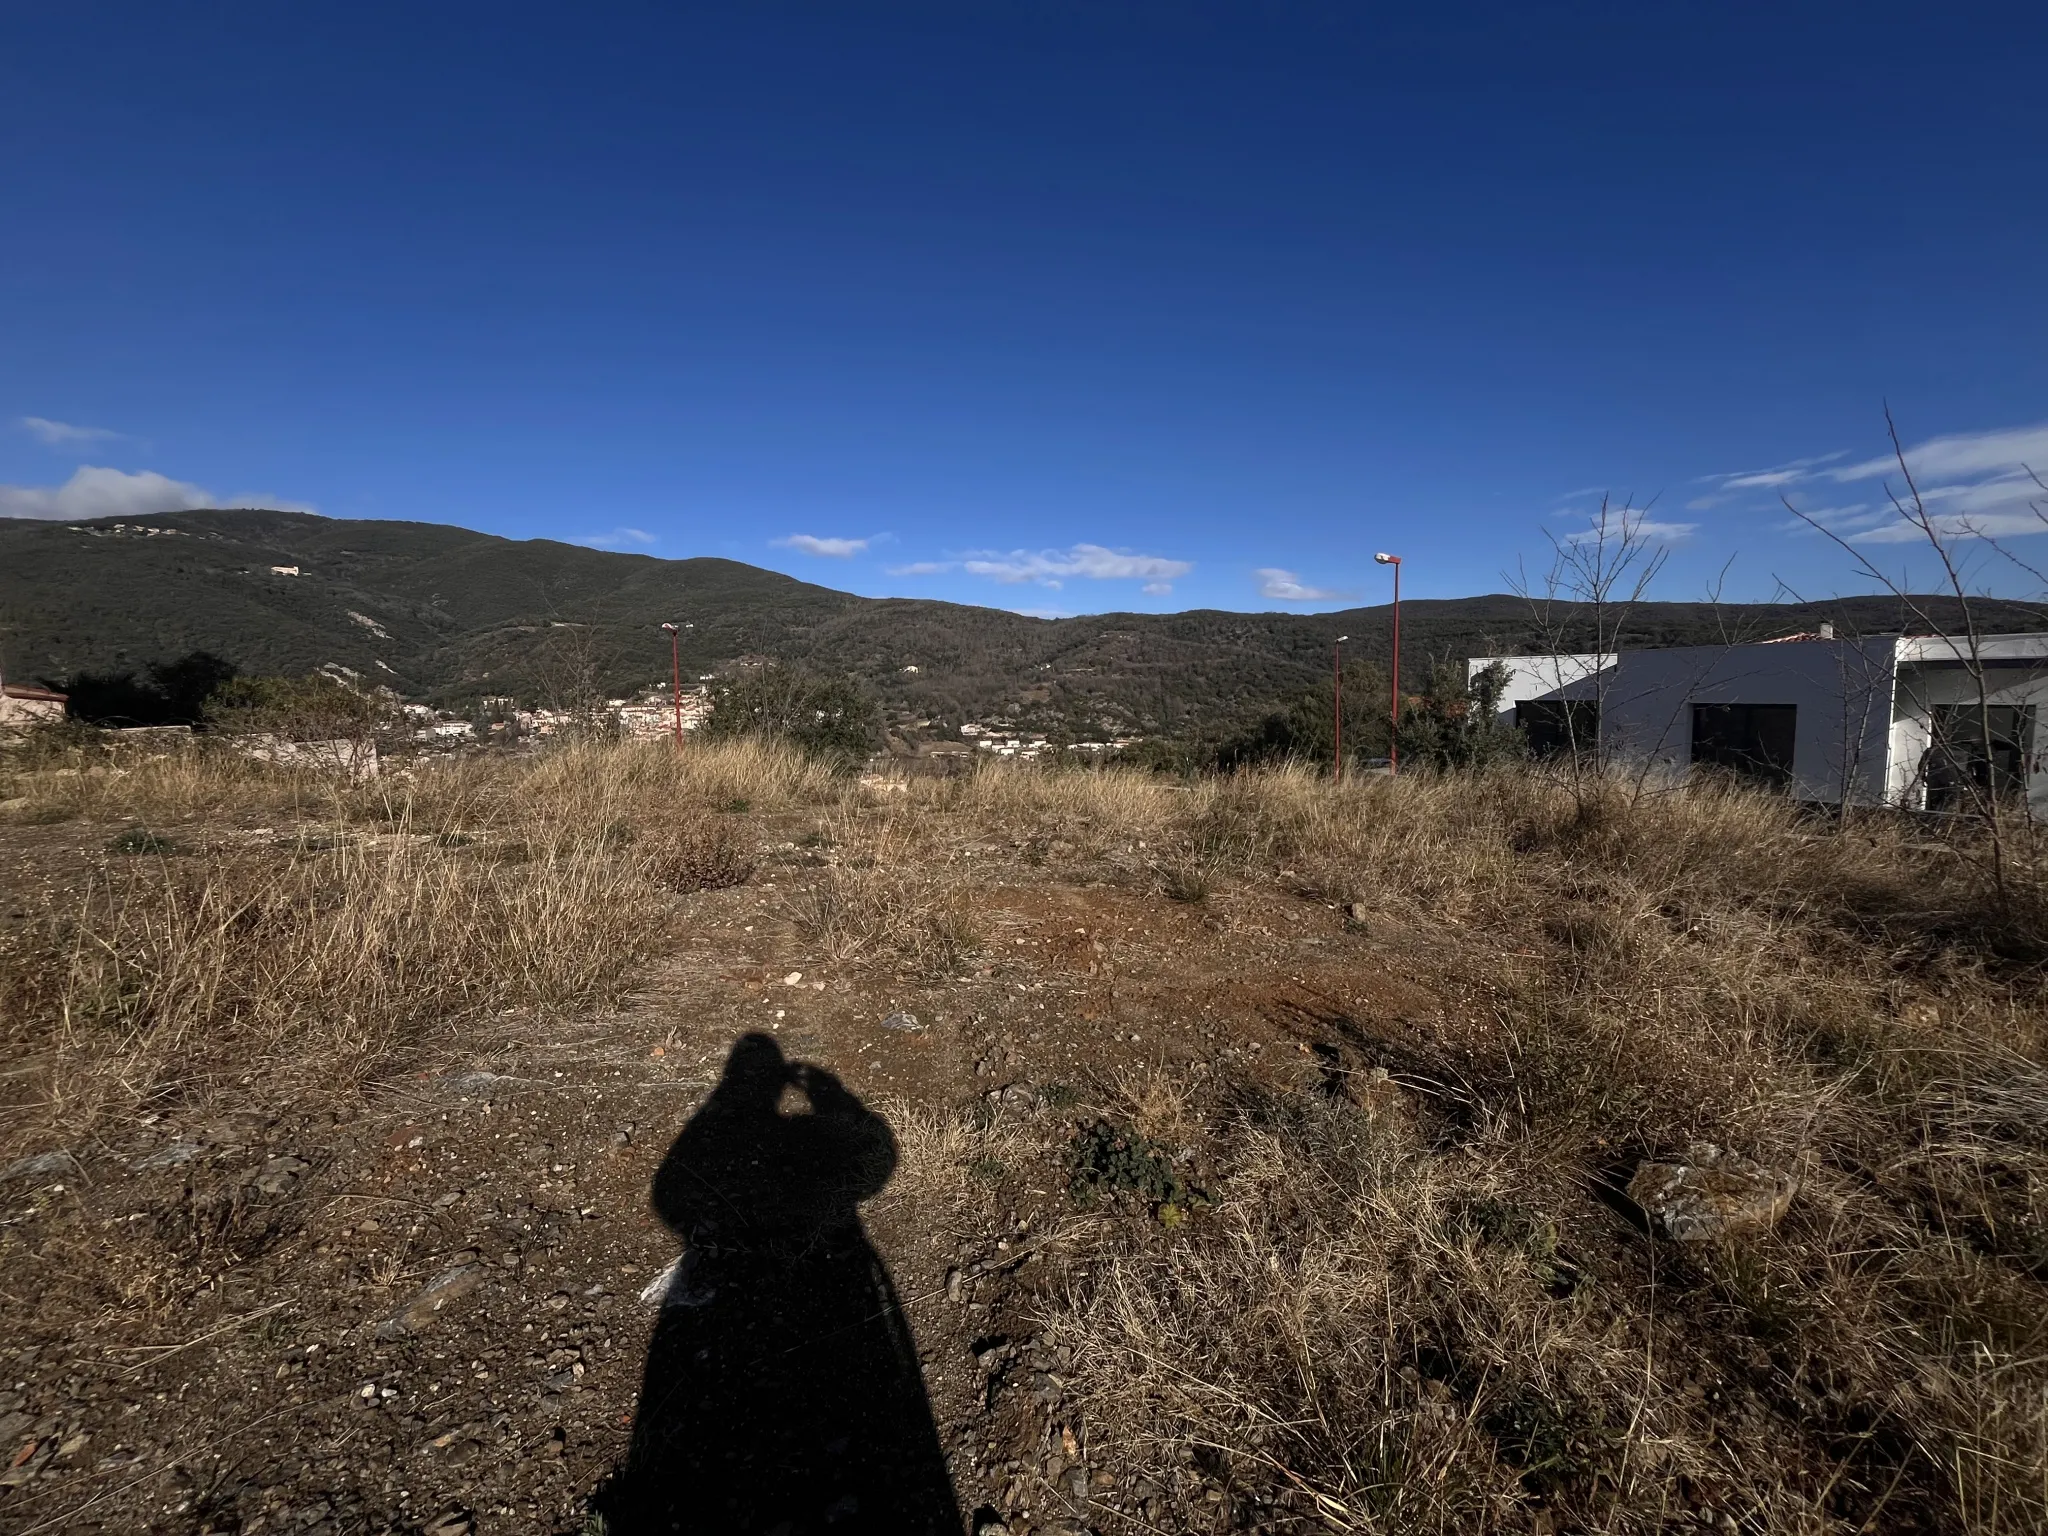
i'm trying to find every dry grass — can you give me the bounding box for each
[5,737,2044,1530]
[0,736,835,1144]
[781,814,984,977]
[952,764,2048,1534]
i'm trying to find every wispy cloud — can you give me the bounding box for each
[888,545,1191,592]
[17,415,126,447]
[1255,567,1346,602]
[1010,606,1074,619]
[1698,451,1848,493]
[0,465,310,521]
[1747,422,2048,543]
[773,533,869,557]
[1560,514,1696,545]
[1829,424,2048,484]
[963,544,1190,591]
[572,527,657,550]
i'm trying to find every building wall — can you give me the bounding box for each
[1595,638,1898,805]
[1889,659,2048,816]
[1467,653,1613,724]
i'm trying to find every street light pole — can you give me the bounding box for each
[1333,634,1349,783]
[660,622,684,747]
[1374,553,1403,775]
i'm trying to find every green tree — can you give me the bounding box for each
[701,664,881,768]
[206,672,400,743]
[58,649,239,727]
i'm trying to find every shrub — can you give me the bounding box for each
[700,663,881,768]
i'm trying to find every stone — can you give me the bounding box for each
[253,1155,310,1196]
[1,1150,79,1185]
[375,1259,486,1338]
[1627,1143,1798,1241]
[986,1085,1038,1121]
[881,1011,924,1032]
[133,1140,204,1170]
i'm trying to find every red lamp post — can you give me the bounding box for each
[660,622,685,747]
[1333,634,1349,783]
[1374,553,1402,775]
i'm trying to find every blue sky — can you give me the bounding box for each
[4,3,2045,614]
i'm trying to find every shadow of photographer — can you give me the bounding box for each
[596,1033,960,1534]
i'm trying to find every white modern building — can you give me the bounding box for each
[1472,631,2048,816]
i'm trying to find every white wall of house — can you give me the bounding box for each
[1888,637,2048,816]
[1468,653,1613,724]
[1479,632,2048,814]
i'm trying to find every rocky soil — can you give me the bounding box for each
[2,823,1490,1535]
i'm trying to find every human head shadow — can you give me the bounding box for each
[594,1033,960,1534]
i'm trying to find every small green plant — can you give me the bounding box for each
[108,828,176,856]
[969,1155,1009,1184]
[1458,1196,1564,1288]
[722,796,752,814]
[1067,1118,1208,1224]
[1483,1387,1618,1499]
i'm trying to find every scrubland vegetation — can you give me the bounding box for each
[3,729,2044,1533]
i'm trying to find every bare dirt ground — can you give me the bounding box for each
[5,748,2045,1536]
[2,810,1475,1534]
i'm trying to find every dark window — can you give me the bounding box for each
[1516,699,1599,757]
[1924,704,2035,811]
[1690,703,1797,788]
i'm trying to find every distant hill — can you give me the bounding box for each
[3,508,2040,738]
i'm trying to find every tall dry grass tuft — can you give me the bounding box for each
[782,815,982,977]
[3,833,661,1133]
[0,735,827,1145]
[1007,763,2048,1532]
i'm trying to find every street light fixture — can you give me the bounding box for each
[659,622,691,746]
[1333,635,1350,784]
[1374,553,1403,775]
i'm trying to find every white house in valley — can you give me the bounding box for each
[1472,631,2048,816]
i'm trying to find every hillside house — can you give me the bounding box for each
[1472,632,2048,816]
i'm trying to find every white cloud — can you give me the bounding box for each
[1010,606,1074,619]
[572,527,657,550]
[18,416,126,447]
[774,533,869,557]
[1699,451,1848,492]
[0,464,310,521]
[960,544,1192,590]
[1744,422,2048,543]
[1255,567,1346,602]
[1829,423,2048,485]
[1562,515,1696,545]
[888,544,1192,592]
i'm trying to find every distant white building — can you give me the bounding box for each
[1473,632,2048,816]
[619,691,712,738]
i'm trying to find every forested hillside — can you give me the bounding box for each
[4,508,2038,738]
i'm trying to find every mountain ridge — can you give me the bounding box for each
[5,508,2039,736]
